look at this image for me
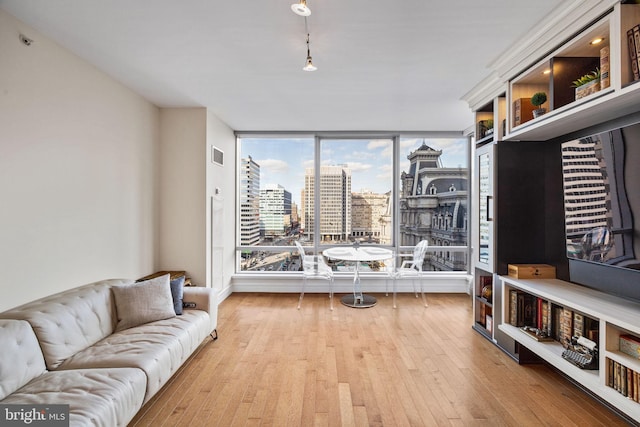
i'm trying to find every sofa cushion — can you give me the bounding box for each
[0,319,47,400]
[112,274,175,332]
[1,367,146,427]
[0,279,130,370]
[56,310,211,403]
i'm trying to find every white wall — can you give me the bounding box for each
[158,108,208,285]
[0,10,160,311]
[206,111,236,298]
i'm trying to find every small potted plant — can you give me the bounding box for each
[572,68,600,100]
[531,92,547,118]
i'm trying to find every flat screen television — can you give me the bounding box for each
[561,120,640,301]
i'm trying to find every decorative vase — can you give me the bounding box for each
[575,79,600,100]
[481,285,492,300]
[533,108,546,118]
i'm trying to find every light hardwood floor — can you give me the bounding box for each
[130,293,631,426]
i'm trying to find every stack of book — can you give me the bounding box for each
[608,358,640,402]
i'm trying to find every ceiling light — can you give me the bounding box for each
[303,33,317,71]
[303,57,317,72]
[291,0,311,16]
[543,69,551,75]
[590,37,604,45]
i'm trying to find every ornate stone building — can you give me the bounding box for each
[399,142,468,271]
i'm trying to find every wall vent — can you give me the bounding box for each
[212,146,224,166]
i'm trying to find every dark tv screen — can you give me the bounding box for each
[561,121,640,301]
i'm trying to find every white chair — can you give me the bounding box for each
[295,241,334,310]
[387,240,429,308]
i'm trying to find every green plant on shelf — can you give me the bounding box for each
[530,92,547,107]
[572,68,601,88]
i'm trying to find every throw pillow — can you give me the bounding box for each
[170,276,185,315]
[112,274,176,331]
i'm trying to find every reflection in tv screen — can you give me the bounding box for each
[561,124,639,271]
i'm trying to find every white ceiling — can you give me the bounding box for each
[1,0,562,132]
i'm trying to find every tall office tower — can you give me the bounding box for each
[259,184,292,238]
[290,202,299,230]
[399,142,468,271]
[304,165,352,242]
[239,156,261,246]
[561,137,610,247]
[351,190,390,244]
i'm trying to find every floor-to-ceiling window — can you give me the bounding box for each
[236,133,469,274]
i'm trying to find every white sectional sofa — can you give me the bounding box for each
[0,276,217,426]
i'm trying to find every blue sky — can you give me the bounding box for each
[240,137,468,205]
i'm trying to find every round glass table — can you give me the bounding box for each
[323,246,393,308]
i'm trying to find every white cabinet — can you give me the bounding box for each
[499,275,640,422]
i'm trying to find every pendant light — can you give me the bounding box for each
[303,33,317,71]
[291,0,311,17]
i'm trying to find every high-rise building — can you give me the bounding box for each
[304,165,352,242]
[351,190,390,244]
[561,137,610,248]
[399,142,468,271]
[239,156,261,246]
[259,184,292,238]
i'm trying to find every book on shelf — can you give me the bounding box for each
[628,27,640,81]
[541,300,550,335]
[608,359,640,402]
[552,304,563,341]
[561,308,573,343]
[510,290,518,326]
[634,26,640,75]
[513,98,535,127]
[536,298,543,330]
[600,46,610,89]
[573,312,584,338]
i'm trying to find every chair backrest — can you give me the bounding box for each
[295,241,316,273]
[413,240,429,270]
[294,241,306,257]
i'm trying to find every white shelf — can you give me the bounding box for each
[500,276,640,422]
[500,276,640,334]
[499,323,600,387]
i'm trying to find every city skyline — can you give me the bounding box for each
[240,137,468,206]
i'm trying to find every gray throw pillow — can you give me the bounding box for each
[170,276,185,315]
[112,274,176,331]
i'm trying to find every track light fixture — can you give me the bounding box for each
[303,33,317,71]
[291,0,311,17]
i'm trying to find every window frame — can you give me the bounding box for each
[234,131,471,275]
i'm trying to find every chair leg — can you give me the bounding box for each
[298,276,307,309]
[329,278,334,311]
[419,278,428,307]
[393,276,397,309]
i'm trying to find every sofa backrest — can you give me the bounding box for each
[0,279,132,370]
[0,319,47,400]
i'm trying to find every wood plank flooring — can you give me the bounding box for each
[129,293,631,426]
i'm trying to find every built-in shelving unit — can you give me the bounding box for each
[499,276,640,422]
[504,3,640,141]
[466,1,640,421]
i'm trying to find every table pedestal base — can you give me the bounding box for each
[340,294,377,308]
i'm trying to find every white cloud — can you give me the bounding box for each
[345,162,373,172]
[255,158,290,174]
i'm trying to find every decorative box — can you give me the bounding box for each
[507,264,556,279]
[619,335,640,360]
